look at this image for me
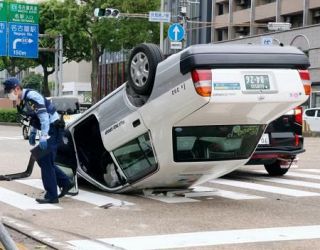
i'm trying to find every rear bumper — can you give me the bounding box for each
[246,147,305,165]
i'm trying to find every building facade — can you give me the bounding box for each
[212,0,320,108]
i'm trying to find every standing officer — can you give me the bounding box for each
[2,77,73,204]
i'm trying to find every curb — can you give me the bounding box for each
[0,122,20,127]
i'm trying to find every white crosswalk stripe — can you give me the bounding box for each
[249,176,320,190]
[253,169,320,181]
[296,169,320,174]
[0,169,318,208]
[0,187,60,210]
[16,179,134,207]
[68,225,320,250]
[210,178,320,197]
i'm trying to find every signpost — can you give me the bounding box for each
[0,2,39,58]
[168,23,185,50]
[168,23,185,42]
[0,22,6,56]
[8,23,38,58]
[0,1,7,56]
[148,11,171,23]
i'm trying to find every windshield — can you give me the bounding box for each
[173,125,265,162]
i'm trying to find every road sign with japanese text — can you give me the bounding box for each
[8,23,38,58]
[0,1,7,22]
[8,2,39,24]
[0,21,6,56]
[149,11,171,22]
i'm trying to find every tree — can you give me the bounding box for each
[0,57,37,77]
[21,72,43,92]
[64,0,161,103]
[38,0,91,96]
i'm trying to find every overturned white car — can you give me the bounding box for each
[55,43,310,193]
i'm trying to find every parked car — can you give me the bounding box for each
[246,106,304,176]
[21,96,81,139]
[52,43,310,193]
[303,107,320,132]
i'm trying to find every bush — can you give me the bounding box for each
[0,109,18,123]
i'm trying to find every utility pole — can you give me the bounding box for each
[160,0,164,52]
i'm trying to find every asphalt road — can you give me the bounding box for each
[0,125,320,250]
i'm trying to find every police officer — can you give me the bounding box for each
[2,77,73,204]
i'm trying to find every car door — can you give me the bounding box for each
[304,109,320,132]
[314,109,320,132]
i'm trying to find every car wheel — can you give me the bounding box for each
[22,125,29,140]
[128,43,164,95]
[264,160,291,176]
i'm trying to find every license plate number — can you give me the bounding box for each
[259,133,270,145]
[245,75,270,90]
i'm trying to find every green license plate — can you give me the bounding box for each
[244,75,270,90]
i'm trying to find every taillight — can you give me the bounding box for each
[298,69,311,96]
[191,69,212,97]
[294,106,303,125]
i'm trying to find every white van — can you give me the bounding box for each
[303,108,320,132]
[53,43,310,193]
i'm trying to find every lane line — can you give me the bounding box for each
[16,179,134,207]
[68,225,320,250]
[0,187,60,210]
[210,179,320,197]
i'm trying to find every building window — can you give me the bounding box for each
[311,8,320,24]
[235,0,251,10]
[256,0,276,6]
[282,13,303,28]
[216,28,228,42]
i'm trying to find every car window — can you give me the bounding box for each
[113,133,157,183]
[317,110,320,117]
[51,98,80,114]
[305,109,316,117]
[173,125,265,162]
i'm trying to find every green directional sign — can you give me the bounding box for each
[0,1,7,22]
[8,2,39,24]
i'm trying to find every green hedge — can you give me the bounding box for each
[0,109,18,123]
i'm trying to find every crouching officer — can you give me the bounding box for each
[2,77,73,204]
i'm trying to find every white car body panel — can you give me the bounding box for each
[57,44,310,193]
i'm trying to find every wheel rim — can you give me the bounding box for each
[130,52,149,88]
[23,127,28,138]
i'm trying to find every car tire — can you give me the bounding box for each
[22,125,29,140]
[127,43,164,95]
[264,160,290,176]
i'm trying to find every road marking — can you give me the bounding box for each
[190,186,264,200]
[68,225,320,250]
[0,136,22,140]
[252,170,320,181]
[210,179,320,197]
[0,187,60,210]
[250,176,320,190]
[140,194,199,203]
[296,169,320,174]
[16,179,134,207]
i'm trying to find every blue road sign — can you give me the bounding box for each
[0,22,6,56]
[8,22,38,58]
[168,23,185,42]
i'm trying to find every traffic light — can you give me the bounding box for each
[105,8,120,18]
[93,8,120,18]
